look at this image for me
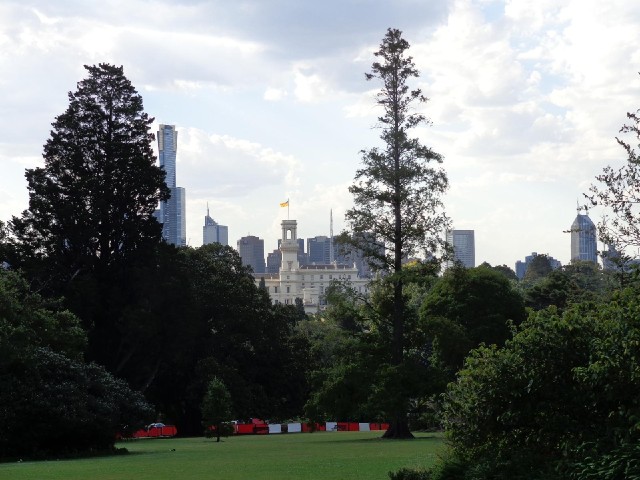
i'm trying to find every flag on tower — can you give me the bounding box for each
[280,199,289,207]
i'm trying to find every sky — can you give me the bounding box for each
[2,0,640,269]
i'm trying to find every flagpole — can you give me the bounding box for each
[287,198,290,220]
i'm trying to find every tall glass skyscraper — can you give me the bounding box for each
[158,124,186,247]
[446,229,475,268]
[203,205,228,246]
[570,211,597,263]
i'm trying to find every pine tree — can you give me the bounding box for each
[12,63,169,287]
[345,28,449,439]
[11,64,170,377]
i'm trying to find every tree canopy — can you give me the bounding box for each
[441,289,640,479]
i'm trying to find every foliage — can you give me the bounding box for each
[420,264,526,374]
[521,254,553,283]
[303,268,445,427]
[522,261,613,312]
[587,103,640,250]
[147,243,310,434]
[440,288,640,479]
[0,268,86,360]
[345,27,448,438]
[10,63,169,289]
[9,63,170,385]
[201,377,233,442]
[0,268,151,459]
[0,348,152,459]
[389,467,432,480]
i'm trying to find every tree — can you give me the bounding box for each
[420,264,526,375]
[0,268,151,459]
[12,63,169,286]
[479,262,519,282]
[588,102,640,250]
[10,63,170,375]
[521,254,553,283]
[345,28,448,439]
[201,377,233,442]
[439,290,640,479]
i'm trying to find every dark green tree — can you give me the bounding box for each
[0,268,151,459]
[149,243,310,435]
[420,264,526,375]
[201,377,233,443]
[521,254,553,283]
[440,290,640,479]
[11,63,169,287]
[10,63,170,377]
[345,28,448,439]
[480,262,519,282]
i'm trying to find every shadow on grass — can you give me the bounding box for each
[311,433,444,444]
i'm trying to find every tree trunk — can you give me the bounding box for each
[382,414,414,439]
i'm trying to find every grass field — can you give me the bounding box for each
[0,431,444,480]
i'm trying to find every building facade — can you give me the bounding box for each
[203,206,228,246]
[258,220,370,314]
[157,124,186,246]
[237,235,266,274]
[570,211,597,264]
[307,236,332,264]
[446,229,475,268]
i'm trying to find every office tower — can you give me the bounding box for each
[158,124,186,246]
[266,249,282,274]
[515,252,562,280]
[446,229,475,268]
[202,205,228,246]
[237,235,266,274]
[307,236,332,264]
[570,209,597,263]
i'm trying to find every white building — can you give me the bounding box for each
[257,220,370,314]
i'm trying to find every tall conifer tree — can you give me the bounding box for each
[11,63,170,375]
[346,29,448,439]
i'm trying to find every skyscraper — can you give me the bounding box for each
[237,235,266,274]
[158,124,186,247]
[570,209,597,264]
[307,236,332,264]
[203,205,228,246]
[446,230,475,268]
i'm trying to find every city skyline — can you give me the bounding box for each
[2,1,640,268]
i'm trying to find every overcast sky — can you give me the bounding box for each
[2,0,640,268]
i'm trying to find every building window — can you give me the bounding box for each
[320,275,323,279]
[329,275,332,279]
[274,287,278,293]
[287,286,290,293]
[287,275,290,280]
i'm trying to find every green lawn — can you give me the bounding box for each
[0,431,444,480]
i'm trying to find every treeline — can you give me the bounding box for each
[0,64,310,459]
